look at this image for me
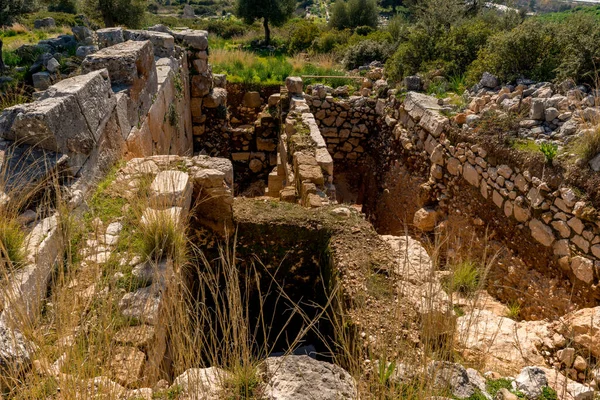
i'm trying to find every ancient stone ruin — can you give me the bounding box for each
[3,23,600,400]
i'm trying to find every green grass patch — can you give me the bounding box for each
[446,260,480,295]
[0,217,25,266]
[512,139,539,153]
[210,49,352,87]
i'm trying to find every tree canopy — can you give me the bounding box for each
[84,0,147,28]
[235,0,295,45]
[329,0,379,30]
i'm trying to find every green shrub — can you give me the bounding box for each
[466,19,561,84]
[48,0,78,14]
[540,142,558,164]
[287,21,321,54]
[204,19,249,39]
[311,28,349,54]
[20,11,81,28]
[554,13,600,85]
[506,301,521,320]
[343,39,394,70]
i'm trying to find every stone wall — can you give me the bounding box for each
[306,84,600,289]
[268,77,335,207]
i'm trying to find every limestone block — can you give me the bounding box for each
[462,163,479,187]
[203,88,227,109]
[177,30,208,50]
[413,207,437,232]
[32,72,51,90]
[97,27,124,48]
[149,170,192,210]
[243,91,262,108]
[571,256,594,283]
[286,77,303,95]
[124,30,175,57]
[529,219,555,247]
[110,346,146,388]
[82,40,158,129]
[192,74,213,97]
[75,45,98,59]
[39,69,115,139]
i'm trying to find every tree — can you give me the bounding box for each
[330,0,378,30]
[347,0,378,28]
[329,0,349,30]
[235,0,295,45]
[84,0,147,28]
[0,0,38,26]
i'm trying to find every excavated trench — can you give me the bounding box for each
[184,211,340,366]
[330,127,598,321]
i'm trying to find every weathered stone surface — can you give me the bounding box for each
[560,307,600,358]
[463,163,479,187]
[82,40,157,129]
[110,346,146,388]
[32,72,51,90]
[529,219,555,247]
[381,235,432,284]
[118,284,162,325]
[97,27,124,48]
[39,69,115,139]
[203,88,227,108]
[172,367,231,399]
[260,356,356,399]
[413,207,437,231]
[456,309,548,375]
[124,30,175,57]
[427,361,477,399]
[286,77,303,95]
[149,170,192,210]
[570,256,594,283]
[113,325,156,350]
[76,45,98,59]
[178,30,208,50]
[514,367,547,399]
[243,91,262,108]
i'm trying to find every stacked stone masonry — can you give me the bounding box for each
[307,85,600,287]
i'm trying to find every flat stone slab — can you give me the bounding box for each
[149,170,192,210]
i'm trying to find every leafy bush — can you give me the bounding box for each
[20,11,81,27]
[287,20,321,54]
[554,13,600,85]
[83,0,147,28]
[311,28,349,54]
[204,19,249,39]
[467,19,560,84]
[343,39,394,70]
[48,0,78,14]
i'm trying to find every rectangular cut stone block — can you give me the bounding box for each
[149,170,192,210]
[268,169,284,197]
[124,30,175,57]
[39,69,115,139]
[97,27,124,48]
[2,70,114,173]
[173,29,208,50]
[82,40,158,129]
